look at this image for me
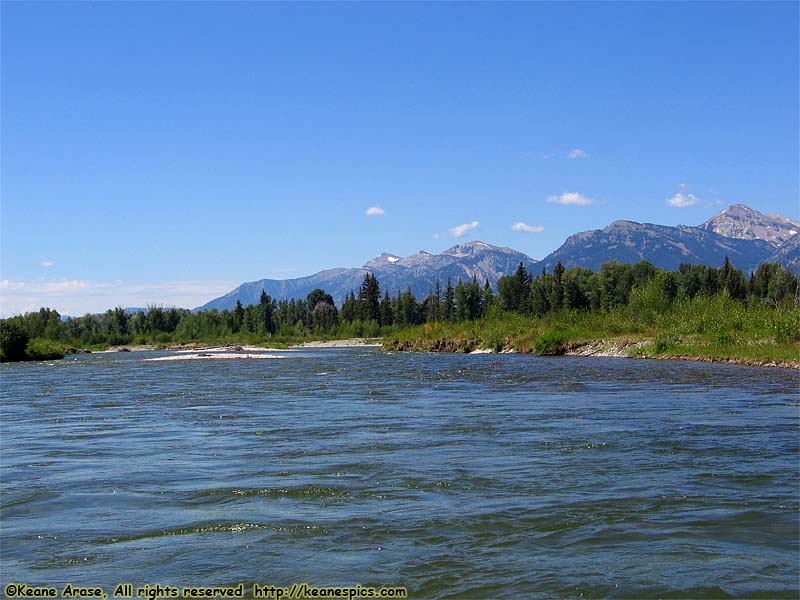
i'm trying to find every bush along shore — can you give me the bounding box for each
[1,259,798,366]
[383,294,800,369]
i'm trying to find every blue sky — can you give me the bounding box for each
[1,2,798,315]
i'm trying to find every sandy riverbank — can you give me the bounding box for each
[94,343,291,353]
[292,338,383,348]
[94,340,381,353]
[144,352,285,361]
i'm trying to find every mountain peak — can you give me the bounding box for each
[363,252,402,268]
[606,220,639,229]
[700,204,799,247]
[443,240,498,256]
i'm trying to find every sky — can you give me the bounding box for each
[1,2,798,316]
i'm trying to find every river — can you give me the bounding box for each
[1,348,798,598]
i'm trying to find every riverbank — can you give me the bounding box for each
[2,338,385,362]
[94,338,381,353]
[384,335,800,369]
[383,302,800,369]
[292,338,382,348]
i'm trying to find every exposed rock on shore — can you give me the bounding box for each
[385,336,799,369]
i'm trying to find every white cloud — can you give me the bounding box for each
[547,192,596,206]
[511,222,544,233]
[0,279,237,317]
[366,206,385,216]
[39,260,55,268]
[566,148,588,159]
[0,279,93,293]
[449,220,480,238]
[665,192,700,208]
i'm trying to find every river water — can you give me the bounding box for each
[1,348,798,599]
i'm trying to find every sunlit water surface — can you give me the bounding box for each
[1,348,798,599]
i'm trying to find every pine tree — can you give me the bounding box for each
[514,262,531,312]
[358,274,381,322]
[724,260,746,300]
[482,279,494,312]
[258,290,277,334]
[379,291,394,326]
[233,300,244,333]
[426,283,440,323]
[455,280,467,321]
[400,287,419,325]
[444,278,455,322]
[552,261,565,311]
[432,277,442,322]
[340,291,357,323]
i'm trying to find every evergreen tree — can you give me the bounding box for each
[455,279,467,321]
[443,278,455,322]
[341,291,357,323]
[702,265,719,296]
[379,291,394,326]
[432,278,442,322]
[530,277,549,316]
[259,290,277,334]
[242,304,257,333]
[233,300,244,333]
[399,287,420,325]
[551,261,565,311]
[358,274,381,322]
[426,283,441,323]
[723,260,746,300]
[482,279,494,312]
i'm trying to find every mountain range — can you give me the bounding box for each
[197,204,800,311]
[198,242,535,311]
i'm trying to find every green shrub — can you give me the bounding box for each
[0,322,29,362]
[25,338,66,361]
[534,330,568,355]
[716,332,735,346]
[653,332,680,353]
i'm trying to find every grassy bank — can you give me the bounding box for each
[384,295,800,366]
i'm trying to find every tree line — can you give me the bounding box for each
[496,258,797,316]
[1,258,797,360]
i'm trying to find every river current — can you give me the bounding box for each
[1,348,798,599]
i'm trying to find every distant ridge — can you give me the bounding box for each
[764,234,800,275]
[196,241,536,311]
[539,220,774,273]
[197,204,798,310]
